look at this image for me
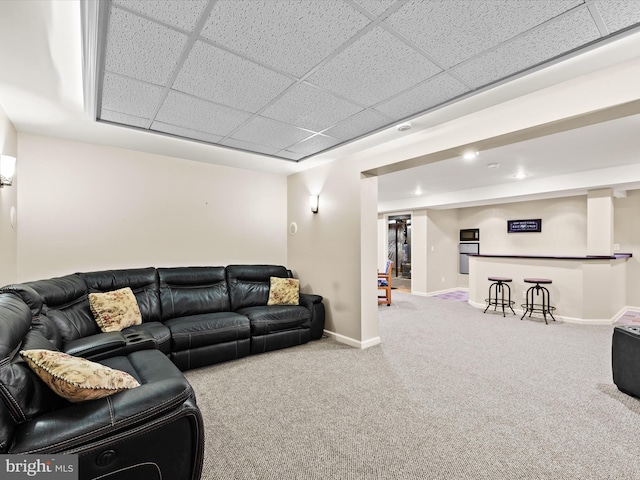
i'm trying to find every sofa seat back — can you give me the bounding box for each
[24,274,97,344]
[158,267,230,320]
[226,264,289,311]
[0,293,68,452]
[81,267,162,323]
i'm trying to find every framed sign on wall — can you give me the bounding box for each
[507,219,542,233]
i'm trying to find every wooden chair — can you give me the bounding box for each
[378,260,393,306]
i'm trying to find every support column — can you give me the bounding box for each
[587,188,614,256]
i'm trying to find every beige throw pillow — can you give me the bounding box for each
[20,349,140,403]
[89,287,142,332]
[267,277,300,305]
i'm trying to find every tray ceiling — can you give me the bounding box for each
[88,0,640,162]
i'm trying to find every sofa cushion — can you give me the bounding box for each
[81,267,162,323]
[164,312,250,351]
[20,349,140,403]
[226,265,290,311]
[158,267,230,320]
[89,287,143,332]
[237,305,311,336]
[267,277,299,305]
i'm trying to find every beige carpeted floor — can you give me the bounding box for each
[186,292,640,479]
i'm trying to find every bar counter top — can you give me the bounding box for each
[469,253,632,260]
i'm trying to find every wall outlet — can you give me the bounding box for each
[614,243,620,251]
[431,245,434,252]
[441,276,445,283]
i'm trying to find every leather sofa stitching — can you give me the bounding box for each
[91,462,162,480]
[107,397,115,426]
[0,383,26,422]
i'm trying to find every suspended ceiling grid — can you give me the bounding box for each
[92,0,640,162]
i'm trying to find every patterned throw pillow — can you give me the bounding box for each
[88,287,142,332]
[267,277,300,305]
[20,349,140,403]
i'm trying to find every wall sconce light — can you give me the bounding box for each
[0,155,16,187]
[310,195,319,214]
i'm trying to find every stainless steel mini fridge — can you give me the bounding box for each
[459,242,479,274]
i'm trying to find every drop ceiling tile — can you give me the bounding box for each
[100,110,150,129]
[112,0,208,31]
[229,116,313,150]
[151,122,223,144]
[325,109,390,141]
[374,73,470,119]
[200,0,370,78]
[385,0,582,68]
[155,91,252,137]
[352,0,399,17]
[451,6,601,90]
[106,6,188,85]
[261,82,363,132]
[595,0,640,33]
[307,26,441,107]
[287,134,342,156]
[219,138,280,156]
[100,73,164,118]
[172,41,293,113]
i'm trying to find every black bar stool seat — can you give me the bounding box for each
[520,278,556,324]
[484,276,515,317]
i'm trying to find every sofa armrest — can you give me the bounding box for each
[298,293,323,308]
[10,350,194,454]
[63,332,127,358]
[299,293,325,340]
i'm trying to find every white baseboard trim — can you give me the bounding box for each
[469,302,617,325]
[409,287,469,297]
[323,330,381,349]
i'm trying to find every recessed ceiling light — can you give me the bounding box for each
[513,172,528,179]
[397,122,412,132]
[487,162,500,169]
[463,150,479,160]
[415,188,423,195]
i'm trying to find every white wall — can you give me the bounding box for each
[287,160,378,347]
[614,190,640,307]
[0,104,17,286]
[458,196,588,257]
[16,134,288,282]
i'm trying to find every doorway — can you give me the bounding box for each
[388,215,411,292]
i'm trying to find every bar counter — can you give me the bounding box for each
[468,253,632,324]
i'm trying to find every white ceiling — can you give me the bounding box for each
[1,1,640,212]
[92,0,640,162]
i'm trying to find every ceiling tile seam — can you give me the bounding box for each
[440,4,599,73]
[343,0,408,22]
[281,5,398,86]
[194,36,298,83]
[141,1,218,130]
[109,3,203,37]
[585,2,610,36]
[374,21,472,90]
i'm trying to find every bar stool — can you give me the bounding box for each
[484,277,515,317]
[520,278,556,324]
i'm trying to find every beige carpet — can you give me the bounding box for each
[186,292,640,479]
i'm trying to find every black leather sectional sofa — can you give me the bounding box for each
[0,264,325,480]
